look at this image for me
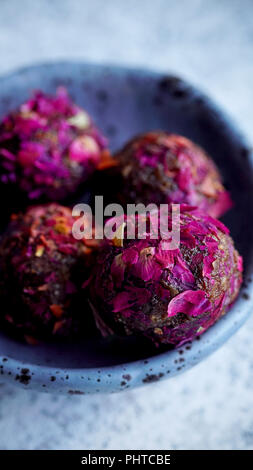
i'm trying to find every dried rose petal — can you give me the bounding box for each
[167,290,212,318]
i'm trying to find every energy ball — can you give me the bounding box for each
[113,132,232,218]
[0,88,108,203]
[89,206,242,347]
[0,203,97,342]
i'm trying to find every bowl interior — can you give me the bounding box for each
[0,62,252,384]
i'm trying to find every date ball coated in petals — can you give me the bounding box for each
[113,132,232,218]
[0,203,98,342]
[0,88,109,203]
[89,206,242,347]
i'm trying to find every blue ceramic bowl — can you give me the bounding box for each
[0,62,252,394]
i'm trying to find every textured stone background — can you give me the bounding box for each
[0,0,253,450]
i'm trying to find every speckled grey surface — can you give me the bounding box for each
[0,0,253,450]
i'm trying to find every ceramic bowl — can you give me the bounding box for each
[0,62,252,394]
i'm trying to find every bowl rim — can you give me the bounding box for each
[0,60,252,394]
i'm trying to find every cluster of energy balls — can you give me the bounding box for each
[0,88,242,345]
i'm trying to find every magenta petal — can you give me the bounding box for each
[155,242,177,269]
[176,165,192,191]
[208,191,233,218]
[18,142,45,166]
[237,256,243,272]
[172,257,195,287]
[113,291,133,313]
[202,255,214,278]
[167,290,211,317]
[133,247,161,281]
[209,216,230,234]
[122,247,139,265]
